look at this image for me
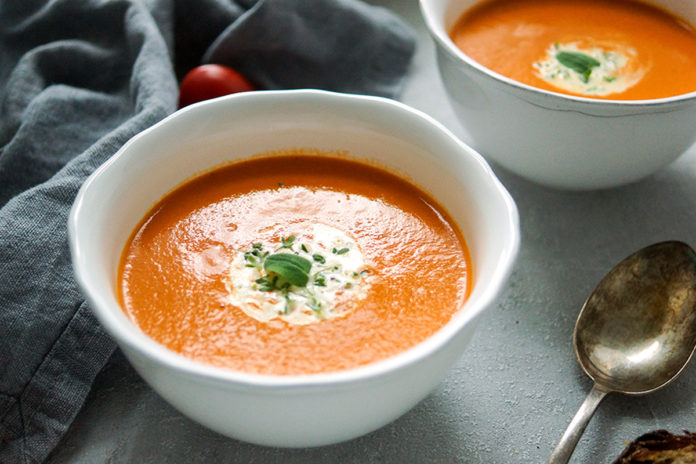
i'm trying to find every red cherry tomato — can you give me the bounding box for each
[178,64,256,108]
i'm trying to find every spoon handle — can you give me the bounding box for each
[546,384,608,464]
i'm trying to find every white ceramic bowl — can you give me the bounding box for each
[68,90,519,447]
[420,0,696,190]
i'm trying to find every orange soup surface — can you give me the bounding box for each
[119,153,472,375]
[450,0,696,100]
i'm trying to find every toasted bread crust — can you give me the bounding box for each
[613,430,696,464]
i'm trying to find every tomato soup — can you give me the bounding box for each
[118,153,472,375]
[450,0,696,100]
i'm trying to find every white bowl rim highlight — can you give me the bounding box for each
[418,0,696,109]
[68,89,520,392]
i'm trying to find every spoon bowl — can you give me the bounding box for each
[548,241,696,463]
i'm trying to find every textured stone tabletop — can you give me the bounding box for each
[48,1,696,462]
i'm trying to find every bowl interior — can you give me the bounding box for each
[420,0,696,102]
[69,90,519,385]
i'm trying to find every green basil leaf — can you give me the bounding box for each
[264,253,311,287]
[556,51,600,82]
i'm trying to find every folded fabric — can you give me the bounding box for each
[0,1,415,462]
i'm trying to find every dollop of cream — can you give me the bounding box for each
[224,223,370,325]
[533,42,646,97]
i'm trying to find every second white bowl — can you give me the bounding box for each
[420,0,696,190]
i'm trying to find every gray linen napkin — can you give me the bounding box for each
[0,0,415,462]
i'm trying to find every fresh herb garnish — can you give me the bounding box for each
[255,276,275,292]
[264,253,311,287]
[283,293,292,314]
[279,235,296,249]
[556,51,600,83]
[236,235,369,320]
[314,273,326,287]
[244,253,260,268]
[244,244,269,269]
[307,296,323,315]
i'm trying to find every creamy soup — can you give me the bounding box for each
[118,152,472,375]
[450,0,696,100]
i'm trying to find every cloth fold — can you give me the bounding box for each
[0,0,415,462]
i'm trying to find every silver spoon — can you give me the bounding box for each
[547,241,696,463]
